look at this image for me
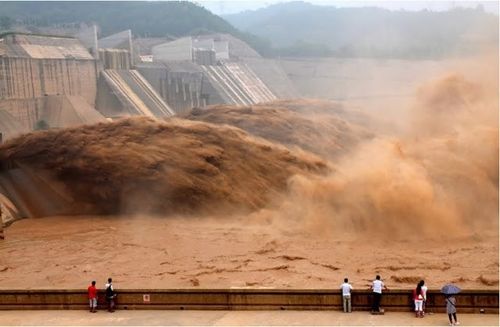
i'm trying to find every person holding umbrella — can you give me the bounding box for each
[442,284,461,326]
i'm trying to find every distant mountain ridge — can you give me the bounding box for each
[223,1,499,59]
[1,1,497,59]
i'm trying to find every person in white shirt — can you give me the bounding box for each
[420,280,428,315]
[371,275,388,312]
[105,277,116,312]
[340,278,353,313]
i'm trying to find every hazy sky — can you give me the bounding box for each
[196,0,499,15]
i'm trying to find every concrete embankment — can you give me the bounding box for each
[0,162,73,220]
[0,289,497,313]
[98,69,174,118]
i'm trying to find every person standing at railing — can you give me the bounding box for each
[340,278,353,313]
[420,280,428,315]
[87,281,98,313]
[105,277,116,312]
[370,275,388,313]
[413,281,424,318]
[446,294,460,326]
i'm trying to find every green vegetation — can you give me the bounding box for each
[34,120,49,131]
[0,1,270,56]
[0,1,236,36]
[1,1,497,59]
[224,1,499,59]
[0,16,14,32]
[0,16,13,29]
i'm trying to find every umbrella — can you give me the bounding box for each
[441,284,461,295]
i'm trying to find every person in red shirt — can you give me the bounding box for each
[88,281,98,313]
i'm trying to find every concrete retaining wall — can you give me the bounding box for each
[0,57,98,134]
[96,69,174,118]
[137,64,216,114]
[244,57,298,99]
[0,289,497,313]
[0,57,96,104]
[200,63,276,106]
[0,95,104,132]
[99,49,130,70]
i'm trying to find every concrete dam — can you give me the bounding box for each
[0,27,498,315]
[0,30,294,137]
[0,29,296,226]
[98,69,175,118]
[200,62,276,106]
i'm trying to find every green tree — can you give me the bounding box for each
[34,120,49,130]
[0,16,13,31]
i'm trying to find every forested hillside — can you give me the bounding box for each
[1,1,497,59]
[0,1,274,55]
[0,1,235,36]
[224,1,499,59]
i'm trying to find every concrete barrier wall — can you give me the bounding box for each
[0,57,97,133]
[243,57,299,99]
[0,57,96,104]
[137,64,218,114]
[98,49,130,70]
[0,289,497,313]
[0,95,104,132]
[0,98,42,131]
[96,69,174,118]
